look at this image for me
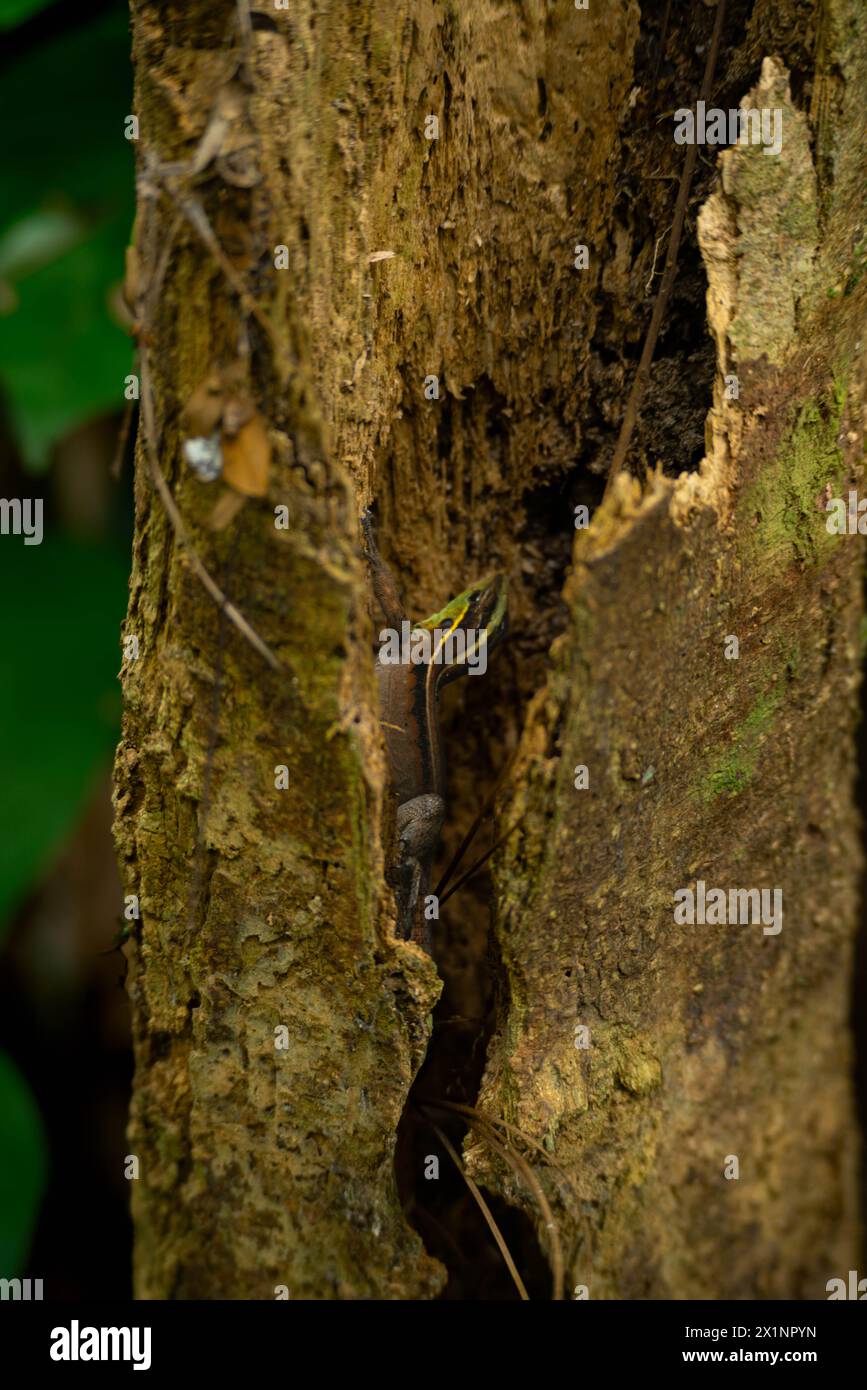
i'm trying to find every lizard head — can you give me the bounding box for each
[416,572,508,684]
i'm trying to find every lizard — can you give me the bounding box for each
[361,511,508,954]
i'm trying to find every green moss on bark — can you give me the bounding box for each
[739,376,847,569]
[697,689,783,800]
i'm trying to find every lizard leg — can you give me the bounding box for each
[394,795,445,950]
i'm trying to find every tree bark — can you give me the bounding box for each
[115,0,865,1298]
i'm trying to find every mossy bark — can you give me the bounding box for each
[116,0,865,1298]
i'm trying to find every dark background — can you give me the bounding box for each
[0,0,135,1297]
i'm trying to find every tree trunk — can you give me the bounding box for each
[115,0,865,1298]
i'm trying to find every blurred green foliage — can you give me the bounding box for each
[0,3,135,467]
[0,0,55,30]
[0,533,128,933]
[0,0,135,1278]
[0,522,128,1277]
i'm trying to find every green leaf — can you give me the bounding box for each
[0,532,128,934]
[0,219,133,466]
[0,206,90,283]
[0,1050,46,1275]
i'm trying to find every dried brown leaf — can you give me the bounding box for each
[221,414,271,497]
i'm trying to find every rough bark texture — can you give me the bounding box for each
[115,0,865,1298]
[474,19,867,1298]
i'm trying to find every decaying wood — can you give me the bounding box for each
[473,43,867,1297]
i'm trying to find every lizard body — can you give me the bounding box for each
[362,513,507,951]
